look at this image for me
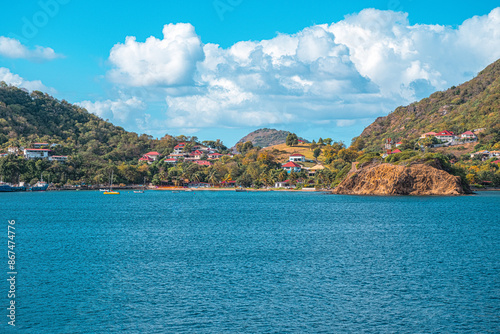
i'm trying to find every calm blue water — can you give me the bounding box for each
[1,190,499,333]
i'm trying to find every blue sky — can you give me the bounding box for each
[1,1,500,146]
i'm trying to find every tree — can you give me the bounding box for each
[313,147,321,160]
[318,138,324,145]
[286,133,298,146]
[338,148,359,163]
[236,141,254,154]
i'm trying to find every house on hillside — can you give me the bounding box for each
[282,161,301,173]
[0,153,7,158]
[139,156,154,163]
[189,150,203,160]
[289,154,306,162]
[470,150,490,161]
[460,131,477,140]
[435,130,456,142]
[24,148,51,160]
[208,153,223,159]
[391,149,402,154]
[395,142,402,147]
[173,143,186,154]
[144,152,160,161]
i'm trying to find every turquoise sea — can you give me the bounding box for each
[1,190,499,333]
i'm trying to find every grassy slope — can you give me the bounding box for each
[262,143,325,163]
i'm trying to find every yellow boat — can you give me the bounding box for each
[103,171,120,195]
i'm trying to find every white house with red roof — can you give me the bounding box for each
[289,153,305,162]
[173,142,186,154]
[24,148,51,159]
[395,141,402,147]
[0,153,7,158]
[460,131,477,140]
[33,142,49,148]
[189,150,203,159]
[164,158,178,164]
[144,151,160,160]
[435,130,456,142]
[139,156,154,163]
[282,161,302,173]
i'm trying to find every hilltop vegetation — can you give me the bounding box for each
[359,58,500,152]
[235,128,308,148]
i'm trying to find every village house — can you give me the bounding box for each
[460,131,477,140]
[144,152,160,161]
[0,153,8,158]
[395,142,402,147]
[189,150,203,160]
[24,148,51,159]
[434,130,456,142]
[139,156,154,163]
[33,142,49,148]
[470,150,491,161]
[173,143,186,154]
[188,182,210,188]
[282,161,302,173]
[138,151,160,164]
[289,154,306,162]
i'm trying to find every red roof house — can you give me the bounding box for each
[391,149,402,154]
[436,130,455,136]
[282,161,302,173]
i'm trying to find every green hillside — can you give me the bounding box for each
[359,58,500,151]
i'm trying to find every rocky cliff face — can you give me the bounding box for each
[332,163,466,196]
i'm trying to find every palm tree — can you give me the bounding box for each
[207,168,220,187]
[277,169,287,182]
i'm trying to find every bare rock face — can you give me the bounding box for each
[332,163,465,196]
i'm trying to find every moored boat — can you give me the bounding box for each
[30,181,49,191]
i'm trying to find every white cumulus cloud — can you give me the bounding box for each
[108,23,204,87]
[97,8,500,137]
[0,37,63,61]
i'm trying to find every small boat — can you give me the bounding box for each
[103,171,120,195]
[171,190,180,193]
[99,189,110,192]
[31,174,49,191]
[235,188,247,192]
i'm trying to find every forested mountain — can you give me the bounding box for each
[235,128,309,148]
[359,58,500,151]
[0,83,159,160]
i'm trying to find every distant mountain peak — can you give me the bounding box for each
[235,128,309,148]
